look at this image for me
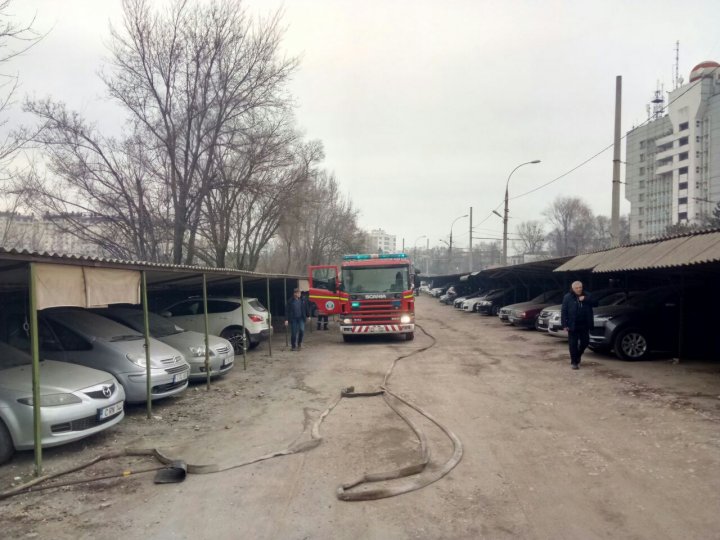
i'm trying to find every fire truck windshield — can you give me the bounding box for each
[342,266,409,293]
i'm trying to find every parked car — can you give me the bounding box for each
[4,308,190,403]
[477,287,524,316]
[506,290,564,328]
[453,290,484,309]
[589,287,683,360]
[430,284,451,298]
[160,296,270,354]
[0,341,125,464]
[544,290,637,337]
[93,307,235,381]
[439,285,464,304]
[463,288,501,312]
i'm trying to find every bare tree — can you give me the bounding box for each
[544,196,595,256]
[18,103,173,260]
[0,0,42,177]
[515,220,545,254]
[269,171,364,274]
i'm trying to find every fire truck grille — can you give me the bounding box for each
[350,300,403,324]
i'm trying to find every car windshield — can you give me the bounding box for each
[625,288,672,306]
[342,266,410,293]
[529,290,560,303]
[0,341,31,368]
[598,292,627,306]
[108,311,185,338]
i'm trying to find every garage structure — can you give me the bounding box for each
[0,247,303,476]
[425,229,720,363]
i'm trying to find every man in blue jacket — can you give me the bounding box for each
[561,281,596,370]
[285,288,310,351]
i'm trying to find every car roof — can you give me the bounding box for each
[44,308,143,339]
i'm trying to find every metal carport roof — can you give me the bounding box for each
[554,228,720,274]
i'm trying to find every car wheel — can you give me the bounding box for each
[0,420,14,465]
[614,328,650,361]
[404,332,414,341]
[221,327,249,354]
[492,305,500,316]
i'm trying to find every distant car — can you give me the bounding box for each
[477,287,524,316]
[543,290,637,337]
[160,296,270,354]
[4,308,190,403]
[93,307,235,381]
[430,285,451,298]
[463,288,502,313]
[453,290,483,309]
[506,290,564,328]
[589,287,683,361]
[0,341,125,465]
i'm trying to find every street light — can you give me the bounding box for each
[501,160,541,266]
[448,214,468,272]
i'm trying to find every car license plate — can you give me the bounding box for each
[173,370,189,383]
[97,401,123,421]
[369,325,383,333]
[222,357,234,367]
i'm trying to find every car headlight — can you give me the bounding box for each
[342,318,352,325]
[189,346,215,357]
[594,316,616,323]
[400,315,412,324]
[18,393,82,407]
[126,353,149,367]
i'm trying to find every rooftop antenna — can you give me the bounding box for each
[650,80,665,119]
[673,40,681,90]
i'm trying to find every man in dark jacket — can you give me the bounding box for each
[285,288,310,351]
[561,281,596,369]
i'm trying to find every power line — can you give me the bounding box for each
[472,66,719,222]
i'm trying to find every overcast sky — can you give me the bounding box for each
[5,0,720,252]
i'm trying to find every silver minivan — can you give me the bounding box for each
[93,307,235,381]
[6,308,190,403]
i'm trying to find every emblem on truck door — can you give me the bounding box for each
[325,301,335,310]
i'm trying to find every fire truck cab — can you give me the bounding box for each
[308,253,415,342]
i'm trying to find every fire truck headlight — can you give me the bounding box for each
[400,315,412,324]
[342,318,352,325]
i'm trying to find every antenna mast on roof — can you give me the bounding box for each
[650,81,665,120]
[673,40,681,90]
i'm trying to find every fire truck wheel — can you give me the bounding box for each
[404,332,414,341]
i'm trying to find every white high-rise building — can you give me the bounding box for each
[368,228,397,253]
[625,60,720,241]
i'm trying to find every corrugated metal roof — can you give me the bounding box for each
[0,247,303,281]
[554,229,720,274]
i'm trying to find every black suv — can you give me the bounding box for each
[589,287,680,360]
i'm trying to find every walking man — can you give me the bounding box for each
[285,288,310,351]
[561,281,596,369]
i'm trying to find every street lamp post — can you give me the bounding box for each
[449,214,468,272]
[501,160,541,266]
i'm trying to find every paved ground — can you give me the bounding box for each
[1,296,719,539]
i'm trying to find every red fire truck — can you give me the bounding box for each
[308,253,415,342]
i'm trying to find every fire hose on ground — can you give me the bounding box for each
[0,324,463,502]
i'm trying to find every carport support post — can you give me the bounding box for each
[141,271,152,419]
[283,278,288,347]
[202,273,211,391]
[266,277,272,357]
[240,276,247,370]
[28,262,42,476]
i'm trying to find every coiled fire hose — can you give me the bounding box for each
[0,324,463,501]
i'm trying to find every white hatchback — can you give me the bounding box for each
[161,297,271,354]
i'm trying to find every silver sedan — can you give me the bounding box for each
[0,341,125,465]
